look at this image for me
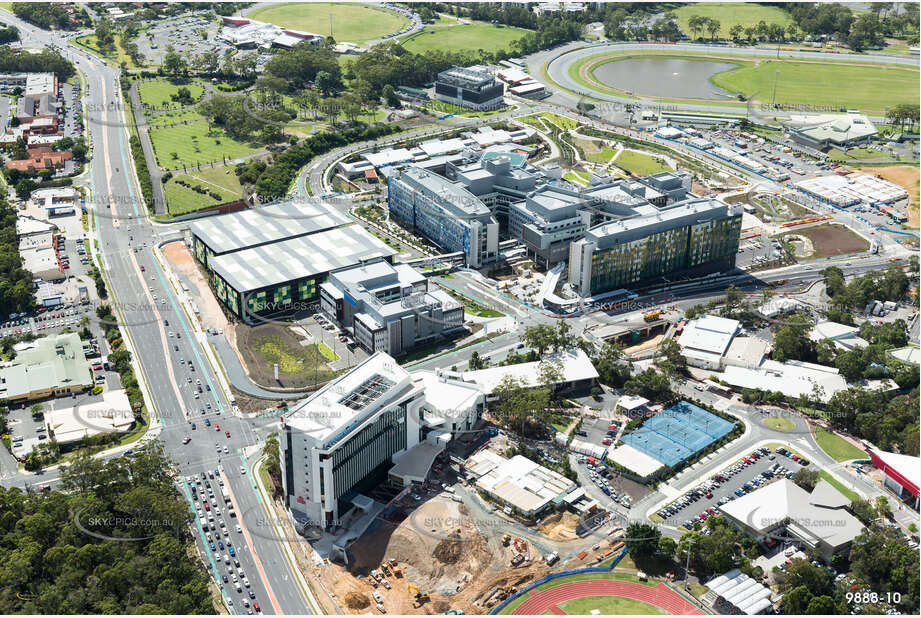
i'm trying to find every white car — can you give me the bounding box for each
[236,524,243,533]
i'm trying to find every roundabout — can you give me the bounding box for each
[545,43,919,116]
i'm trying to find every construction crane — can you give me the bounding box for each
[407,584,430,605]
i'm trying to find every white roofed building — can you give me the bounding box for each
[464,451,576,517]
[677,314,740,370]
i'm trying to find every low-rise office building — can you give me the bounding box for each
[718,478,864,560]
[0,333,93,402]
[319,260,464,356]
[434,66,505,111]
[787,112,877,149]
[464,450,576,517]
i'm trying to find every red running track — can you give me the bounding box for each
[511,580,706,615]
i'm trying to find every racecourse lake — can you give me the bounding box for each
[592,57,739,99]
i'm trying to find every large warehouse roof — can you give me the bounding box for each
[460,349,598,394]
[466,451,575,515]
[209,225,395,293]
[190,200,351,255]
[678,314,739,356]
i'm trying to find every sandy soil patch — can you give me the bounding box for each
[781,223,868,258]
[319,497,554,614]
[161,241,234,338]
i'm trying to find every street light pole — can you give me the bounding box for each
[684,537,696,591]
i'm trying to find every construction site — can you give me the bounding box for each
[314,485,628,615]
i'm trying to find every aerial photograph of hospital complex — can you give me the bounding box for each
[0,0,917,616]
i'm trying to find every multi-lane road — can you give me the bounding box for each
[1,12,317,615]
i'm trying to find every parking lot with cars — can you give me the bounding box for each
[576,416,622,450]
[136,13,223,66]
[658,446,811,530]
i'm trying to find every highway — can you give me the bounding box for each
[1,12,317,615]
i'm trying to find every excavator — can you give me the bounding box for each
[407,584,430,606]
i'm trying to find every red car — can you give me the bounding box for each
[203,501,210,511]
[140,265,145,272]
[215,424,220,431]
[253,602,260,612]
[607,424,618,430]
[225,431,230,438]
[602,438,612,446]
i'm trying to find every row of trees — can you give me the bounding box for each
[0,194,35,317]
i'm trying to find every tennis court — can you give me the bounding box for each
[620,401,734,466]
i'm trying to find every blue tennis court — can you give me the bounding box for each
[621,401,735,466]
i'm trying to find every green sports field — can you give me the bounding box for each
[710,59,918,112]
[673,2,792,39]
[248,2,408,43]
[401,20,528,55]
[558,596,668,615]
[149,122,260,171]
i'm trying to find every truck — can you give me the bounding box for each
[734,140,747,149]
[643,309,662,322]
[222,487,232,504]
[545,552,559,566]
[510,554,525,566]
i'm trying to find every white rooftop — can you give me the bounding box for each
[719,478,863,549]
[190,199,351,255]
[616,394,649,411]
[284,352,412,445]
[461,349,598,395]
[721,359,846,403]
[811,321,869,350]
[45,390,134,445]
[413,370,482,420]
[606,443,664,477]
[209,224,395,293]
[871,449,920,490]
[678,314,739,356]
[466,452,574,514]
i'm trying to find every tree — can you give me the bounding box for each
[593,342,631,388]
[687,15,705,40]
[729,24,744,41]
[468,350,489,370]
[537,358,564,391]
[706,18,721,41]
[657,535,677,560]
[656,338,687,377]
[781,586,813,614]
[874,495,890,516]
[625,368,673,403]
[625,522,660,559]
[381,84,400,108]
[314,70,339,96]
[522,324,556,355]
[805,596,838,614]
[793,467,819,491]
[162,48,187,78]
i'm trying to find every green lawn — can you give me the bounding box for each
[73,33,143,69]
[817,470,860,502]
[710,59,918,114]
[614,150,671,176]
[248,2,408,43]
[673,2,792,39]
[163,165,243,215]
[137,80,205,110]
[256,336,333,375]
[148,122,261,170]
[563,170,589,185]
[764,415,795,431]
[401,20,529,55]
[587,145,617,164]
[815,428,866,462]
[146,106,205,127]
[558,595,668,615]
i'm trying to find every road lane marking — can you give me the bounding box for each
[220,467,283,614]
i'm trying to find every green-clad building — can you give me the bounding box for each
[189,199,395,323]
[568,198,742,296]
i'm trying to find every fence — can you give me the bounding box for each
[488,546,629,615]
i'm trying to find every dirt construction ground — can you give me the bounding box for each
[161,241,233,337]
[317,497,556,614]
[782,223,869,258]
[857,165,920,227]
